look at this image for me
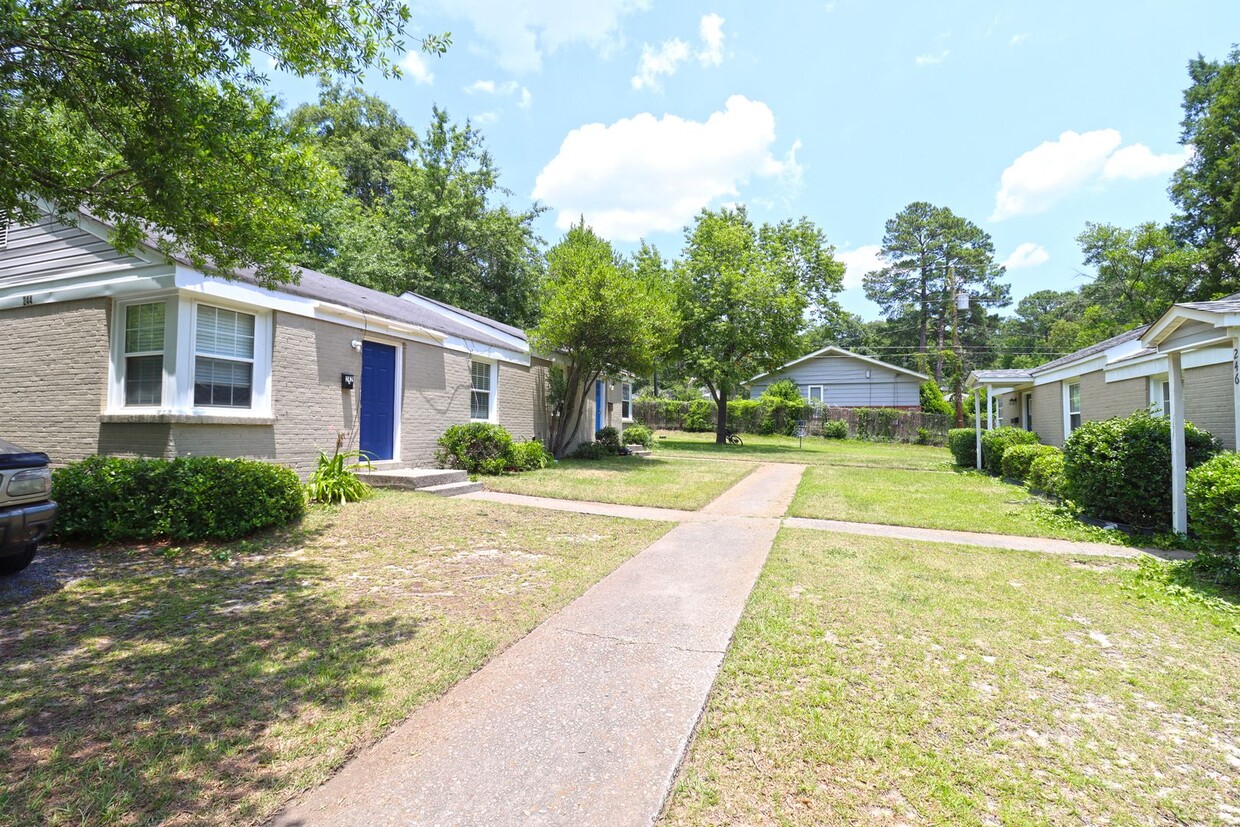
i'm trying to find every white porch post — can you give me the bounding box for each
[1232,336,1240,451]
[1169,351,1187,534]
[986,391,993,430]
[974,388,982,471]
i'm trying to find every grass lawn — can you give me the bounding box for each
[664,529,1240,826]
[790,464,1128,544]
[654,431,952,471]
[0,491,671,827]
[483,455,755,510]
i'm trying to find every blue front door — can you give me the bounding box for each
[595,380,604,433]
[360,341,396,461]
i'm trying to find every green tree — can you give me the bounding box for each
[2,0,447,287]
[673,207,844,444]
[293,92,545,326]
[1171,47,1240,297]
[1076,221,1204,322]
[528,221,674,457]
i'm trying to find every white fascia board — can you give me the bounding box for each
[1105,353,1167,382]
[1185,345,1232,369]
[1143,306,1229,347]
[400,293,528,353]
[1033,355,1107,385]
[0,262,177,309]
[441,335,530,366]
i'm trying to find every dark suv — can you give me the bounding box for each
[0,438,57,575]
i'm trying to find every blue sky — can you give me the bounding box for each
[269,1,1240,320]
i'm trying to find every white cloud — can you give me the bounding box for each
[1102,143,1193,181]
[465,79,533,110]
[1009,33,1028,46]
[519,87,533,109]
[532,95,798,241]
[836,245,884,289]
[401,51,435,85]
[474,111,501,125]
[990,129,1190,221]
[631,13,726,92]
[631,38,691,91]
[915,49,949,66]
[1001,242,1050,270]
[437,0,650,75]
[698,13,725,66]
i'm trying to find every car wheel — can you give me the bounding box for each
[0,544,37,576]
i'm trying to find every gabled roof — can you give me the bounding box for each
[969,369,1033,385]
[74,209,525,352]
[748,345,930,384]
[1028,325,1149,376]
[1176,293,1240,314]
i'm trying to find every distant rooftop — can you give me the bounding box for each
[1029,325,1149,375]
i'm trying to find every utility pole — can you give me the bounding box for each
[950,265,968,428]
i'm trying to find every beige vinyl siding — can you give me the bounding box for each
[0,215,144,283]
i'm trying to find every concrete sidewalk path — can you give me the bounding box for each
[270,464,804,827]
[465,489,696,522]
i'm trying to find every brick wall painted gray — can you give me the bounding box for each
[1082,373,1147,422]
[0,299,111,463]
[1185,362,1235,450]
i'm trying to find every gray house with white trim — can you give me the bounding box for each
[748,346,928,408]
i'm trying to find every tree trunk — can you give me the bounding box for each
[549,366,598,458]
[714,383,729,445]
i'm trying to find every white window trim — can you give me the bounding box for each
[804,385,825,404]
[108,293,273,418]
[621,381,633,421]
[1149,373,1170,417]
[1063,380,1082,435]
[469,358,499,423]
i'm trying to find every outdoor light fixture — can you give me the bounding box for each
[350,339,362,351]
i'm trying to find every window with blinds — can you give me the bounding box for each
[470,360,493,420]
[124,302,165,405]
[194,305,255,407]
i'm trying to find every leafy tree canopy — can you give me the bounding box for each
[2,0,446,286]
[529,220,675,456]
[673,206,844,443]
[292,89,545,326]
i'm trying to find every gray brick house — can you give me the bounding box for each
[0,211,625,474]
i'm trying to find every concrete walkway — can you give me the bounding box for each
[271,463,806,827]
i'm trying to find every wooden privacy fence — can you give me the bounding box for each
[632,399,951,444]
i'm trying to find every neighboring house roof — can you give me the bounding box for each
[748,345,930,384]
[1175,292,1240,313]
[969,369,1033,384]
[1028,325,1150,376]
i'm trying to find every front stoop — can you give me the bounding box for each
[359,468,479,496]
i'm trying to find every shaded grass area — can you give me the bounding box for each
[0,491,670,826]
[664,529,1240,826]
[483,456,755,510]
[790,464,1130,544]
[654,431,952,471]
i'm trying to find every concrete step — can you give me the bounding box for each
[627,448,653,457]
[360,468,468,490]
[421,481,485,497]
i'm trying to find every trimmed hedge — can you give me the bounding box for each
[622,424,654,448]
[948,428,977,467]
[1000,443,1060,481]
[1029,452,1067,498]
[509,440,553,471]
[436,423,551,474]
[1063,409,1220,528]
[683,399,716,432]
[52,455,304,543]
[1186,452,1240,559]
[823,420,848,439]
[980,426,1040,476]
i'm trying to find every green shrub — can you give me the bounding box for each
[823,420,848,439]
[1063,409,1220,528]
[980,426,1040,476]
[919,381,954,418]
[622,424,654,448]
[436,422,515,475]
[595,426,622,455]
[1029,452,1067,497]
[306,449,372,504]
[1000,443,1059,481]
[52,455,304,543]
[683,398,716,432]
[509,440,553,471]
[856,408,904,442]
[763,379,801,401]
[571,441,608,460]
[1186,452,1240,562]
[726,399,763,434]
[947,428,978,467]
